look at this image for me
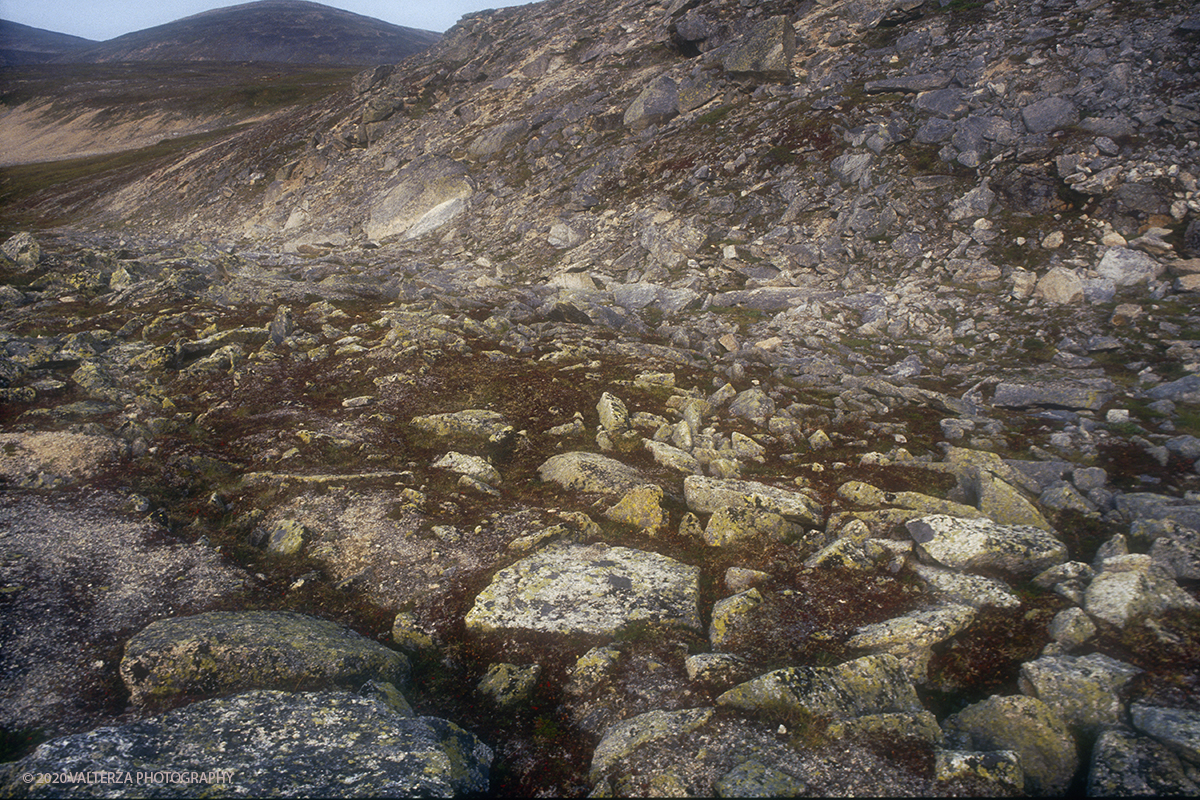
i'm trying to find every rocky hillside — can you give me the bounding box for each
[51,0,441,66]
[2,0,1200,796]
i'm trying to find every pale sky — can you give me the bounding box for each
[0,0,531,40]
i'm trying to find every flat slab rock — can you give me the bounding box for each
[0,690,491,798]
[464,542,700,636]
[121,610,411,706]
[906,515,1068,578]
[683,474,824,528]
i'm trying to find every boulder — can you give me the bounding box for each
[604,483,666,534]
[120,611,411,706]
[934,750,1024,794]
[1084,556,1200,627]
[845,603,977,681]
[466,120,531,161]
[1130,703,1200,765]
[910,563,1021,609]
[907,515,1068,578]
[410,409,514,453]
[717,654,922,720]
[1018,653,1142,737]
[942,694,1079,796]
[703,505,799,548]
[1088,728,1200,796]
[1034,266,1084,304]
[538,451,646,500]
[464,542,700,636]
[683,475,824,529]
[589,707,715,782]
[721,16,794,80]
[624,75,678,131]
[992,381,1113,411]
[1096,247,1164,287]
[0,690,491,798]
[1021,97,1080,133]
[365,155,473,241]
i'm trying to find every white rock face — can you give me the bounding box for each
[464,542,700,636]
[906,515,1067,577]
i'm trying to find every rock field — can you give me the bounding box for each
[2,0,1200,796]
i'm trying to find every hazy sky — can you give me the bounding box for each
[0,0,532,40]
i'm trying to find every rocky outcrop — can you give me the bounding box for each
[0,690,491,798]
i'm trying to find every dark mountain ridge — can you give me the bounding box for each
[2,0,441,66]
[0,19,97,66]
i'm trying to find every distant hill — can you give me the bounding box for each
[51,0,442,66]
[0,20,97,66]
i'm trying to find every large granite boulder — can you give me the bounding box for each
[1083,554,1200,627]
[684,475,824,528]
[464,542,700,636]
[0,690,491,797]
[717,654,921,720]
[121,611,410,706]
[907,515,1068,578]
[942,694,1079,796]
[365,155,473,241]
[538,451,647,500]
[1018,653,1142,737]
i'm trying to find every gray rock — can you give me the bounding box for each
[1096,247,1164,287]
[717,654,922,720]
[1018,653,1142,737]
[715,759,806,797]
[1084,556,1200,627]
[911,562,1021,610]
[1047,608,1097,652]
[589,706,715,782]
[942,694,1078,796]
[120,611,410,706]
[916,88,970,120]
[467,120,531,161]
[934,750,1024,794]
[432,451,502,486]
[1146,374,1200,404]
[624,74,678,131]
[907,515,1068,578]
[865,73,951,94]
[0,690,491,798]
[1130,703,1200,765]
[992,380,1113,411]
[1022,97,1080,133]
[1034,266,1085,304]
[721,16,795,80]
[846,603,977,681]
[410,409,514,453]
[684,475,824,528]
[477,662,541,709]
[464,542,700,636]
[365,155,473,241]
[538,451,646,499]
[1088,728,1200,796]
[947,180,995,222]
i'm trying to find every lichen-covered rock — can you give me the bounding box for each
[120,610,410,706]
[589,706,715,782]
[826,710,943,745]
[714,758,806,798]
[836,481,984,519]
[410,409,513,453]
[1018,653,1142,737]
[477,662,541,710]
[910,563,1021,609]
[1083,555,1200,627]
[1046,608,1097,652]
[717,654,921,721]
[464,542,700,636]
[846,603,977,682]
[1087,728,1200,796]
[1130,703,1200,765]
[704,504,799,548]
[971,472,1054,531]
[907,515,1067,578]
[684,475,824,529]
[605,483,665,534]
[365,155,474,241]
[538,451,646,500]
[432,451,502,486]
[934,750,1024,794]
[942,694,1079,796]
[709,588,762,650]
[0,690,491,797]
